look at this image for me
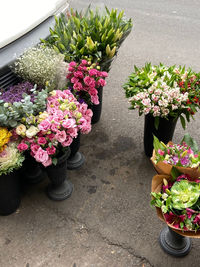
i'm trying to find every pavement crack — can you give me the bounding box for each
[42,204,154,267]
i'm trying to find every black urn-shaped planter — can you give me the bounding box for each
[159,226,191,257]
[90,86,103,124]
[144,114,178,157]
[67,132,85,170]
[0,171,21,216]
[46,149,73,201]
[21,153,44,184]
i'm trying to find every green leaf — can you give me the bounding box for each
[171,166,182,181]
[181,133,199,153]
[52,158,58,166]
[180,115,186,129]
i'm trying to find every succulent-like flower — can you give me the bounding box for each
[170,180,200,210]
[0,142,24,175]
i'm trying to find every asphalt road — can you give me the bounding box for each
[1,0,200,266]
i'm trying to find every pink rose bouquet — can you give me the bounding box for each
[67,60,108,105]
[16,89,92,166]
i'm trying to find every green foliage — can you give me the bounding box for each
[0,86,48,127]
[42,6,133,72]
[181,133,199,154]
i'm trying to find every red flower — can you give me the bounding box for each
[164,212,186,229]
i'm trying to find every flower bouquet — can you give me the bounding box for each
[13,45,68,91]
[67,59,108,124]
[42,6,133,72]
[151,169,200,237]
[16,89,92,167]
[123,63,200,156]
[67,60,108,105]
[151,134,200,178]
[123,63,200,129]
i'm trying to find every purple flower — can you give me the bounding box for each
[172,155,179,165]
[180,156,189,166]
[0,82,37,103]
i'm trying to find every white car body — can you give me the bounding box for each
[0,0,69,88]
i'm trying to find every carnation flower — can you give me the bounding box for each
[67,60,108,105]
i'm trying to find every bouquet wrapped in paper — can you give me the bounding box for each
[151,168,200,237]
[151,134,200,178]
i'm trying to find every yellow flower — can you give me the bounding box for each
[0,127,12,153]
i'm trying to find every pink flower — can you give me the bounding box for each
[85,109,93,118]
[51,124,59,132]
[39,120,51,132]
[89,69,98,76]
[37,137,47,145]
[69,61,77,67]
[99,71,108,78]
[158,149,165,156]
[55,130,67,143]
[89,88,98,96]
[74,71,84,79]
[61,135,73,147]
[67,128,78,138]
[30,143,40,154]
[73,82,83,91]
[17,143,28,152]
[71,77,79,84]
[68,67,74,72]
[91,96,99,105]
[84,76,95,87]
[193,214,200,225]
[81,59,88,65]
[46,146,56,155]
[47,133,55,141]
[186,208,196,219]
[62,119,76,129]
[34,147,49,164]
[97,78,106,87]
[42,157,52,167]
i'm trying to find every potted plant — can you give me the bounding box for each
[0,81,48,183]
[16,89,92,200]
[123,63,200,157]
[42,6,133,72]
[0,127,24,215]
[67,60,108,124]
[151,168,200,256]
[151,134,200,178]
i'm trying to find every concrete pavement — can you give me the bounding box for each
[1,0,200,266]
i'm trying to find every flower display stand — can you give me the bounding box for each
[144,114,178,157]
[0,171,21,215]
[46,150,73,201]
[159,226,191,257]
[67,133,85,170]
[90,86,103,124]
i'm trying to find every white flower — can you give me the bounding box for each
[142,98,151,107]
[26,126,39,138]
[16,124,26,136]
